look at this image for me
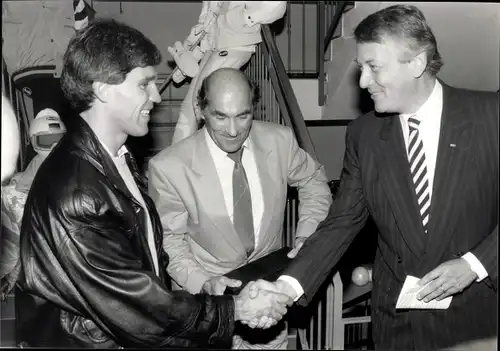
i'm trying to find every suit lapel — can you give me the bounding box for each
[422,84,474,265]
[247,126,277,253]
[191,130,244,255]
[374,115,426,257]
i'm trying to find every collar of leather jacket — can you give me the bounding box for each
[67,115,147,196]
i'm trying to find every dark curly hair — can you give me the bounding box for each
[60,19,162,113]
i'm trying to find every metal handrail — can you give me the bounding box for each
[324,1,350,53]
[260,24,318,160]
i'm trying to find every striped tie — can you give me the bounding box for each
[407,116,431,234]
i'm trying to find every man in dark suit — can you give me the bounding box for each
[252,4,498,350]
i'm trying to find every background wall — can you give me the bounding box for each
[91,1,318,75]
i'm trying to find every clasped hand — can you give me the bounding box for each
[234,279,296,329]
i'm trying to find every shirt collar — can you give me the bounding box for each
[204,127,252,160]
[98,139,129,160]
[400,80,442,121]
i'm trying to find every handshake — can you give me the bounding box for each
[202,276,297,329]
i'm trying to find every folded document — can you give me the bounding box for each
[396,275,452,309]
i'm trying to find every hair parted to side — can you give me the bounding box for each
[60,19,162,113]
[354,4,443,76]
[197,72,261,112]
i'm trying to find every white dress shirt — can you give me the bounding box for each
[399,80,443,203]
[99,141,159,276]
[279,80,487,302]
[204,128,264,247]
[400,80,487,283]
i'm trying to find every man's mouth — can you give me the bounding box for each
[370,92,383,99]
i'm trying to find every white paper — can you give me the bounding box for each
[396,275,452,309]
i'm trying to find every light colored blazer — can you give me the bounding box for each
[148,121,332,294]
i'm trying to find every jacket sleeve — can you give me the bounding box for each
[472,225,498,289]
[282,124,370,305]
[283,127,332,239]
[470,91,499,289]
[148,158,215,294]
[34,184,235,348]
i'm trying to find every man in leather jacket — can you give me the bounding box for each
[15,19,292,349]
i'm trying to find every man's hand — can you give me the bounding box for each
[234,279,293,329]
[287,237,307,259]
[202,276,242,296]
[242,280,297,329]
[416,258,478,302]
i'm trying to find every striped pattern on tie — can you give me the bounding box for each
[407,116,431,233]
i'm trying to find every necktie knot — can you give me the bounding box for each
[408,116,421,131]
[227,148,244,164]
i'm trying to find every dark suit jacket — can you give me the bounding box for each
[284,82,498,350]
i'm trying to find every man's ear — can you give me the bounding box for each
[410,51,428,78]
[92,81,111,103]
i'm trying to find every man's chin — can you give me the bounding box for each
[221,144,241,153]
[373,101,392,114]
[129,127,149,138]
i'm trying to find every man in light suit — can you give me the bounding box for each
[148,67,332,349]
[255,4,498,350]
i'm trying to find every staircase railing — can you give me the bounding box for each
[282,1,353,106]
[245,24,317,158]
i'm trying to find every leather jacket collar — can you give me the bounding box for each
[68,114,147,202]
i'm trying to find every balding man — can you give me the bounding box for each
[148,68,331,349]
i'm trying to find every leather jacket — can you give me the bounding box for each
[16,116,235,348]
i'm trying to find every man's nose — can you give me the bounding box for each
[149,85,162,103]
[226,119,238,137]
[359,67,372,89]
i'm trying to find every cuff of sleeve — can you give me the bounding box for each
[295,220,320,240]
[185,270,215,294]
[277,275,304,302]
[462,252,489,282]
[215,294,236,345]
